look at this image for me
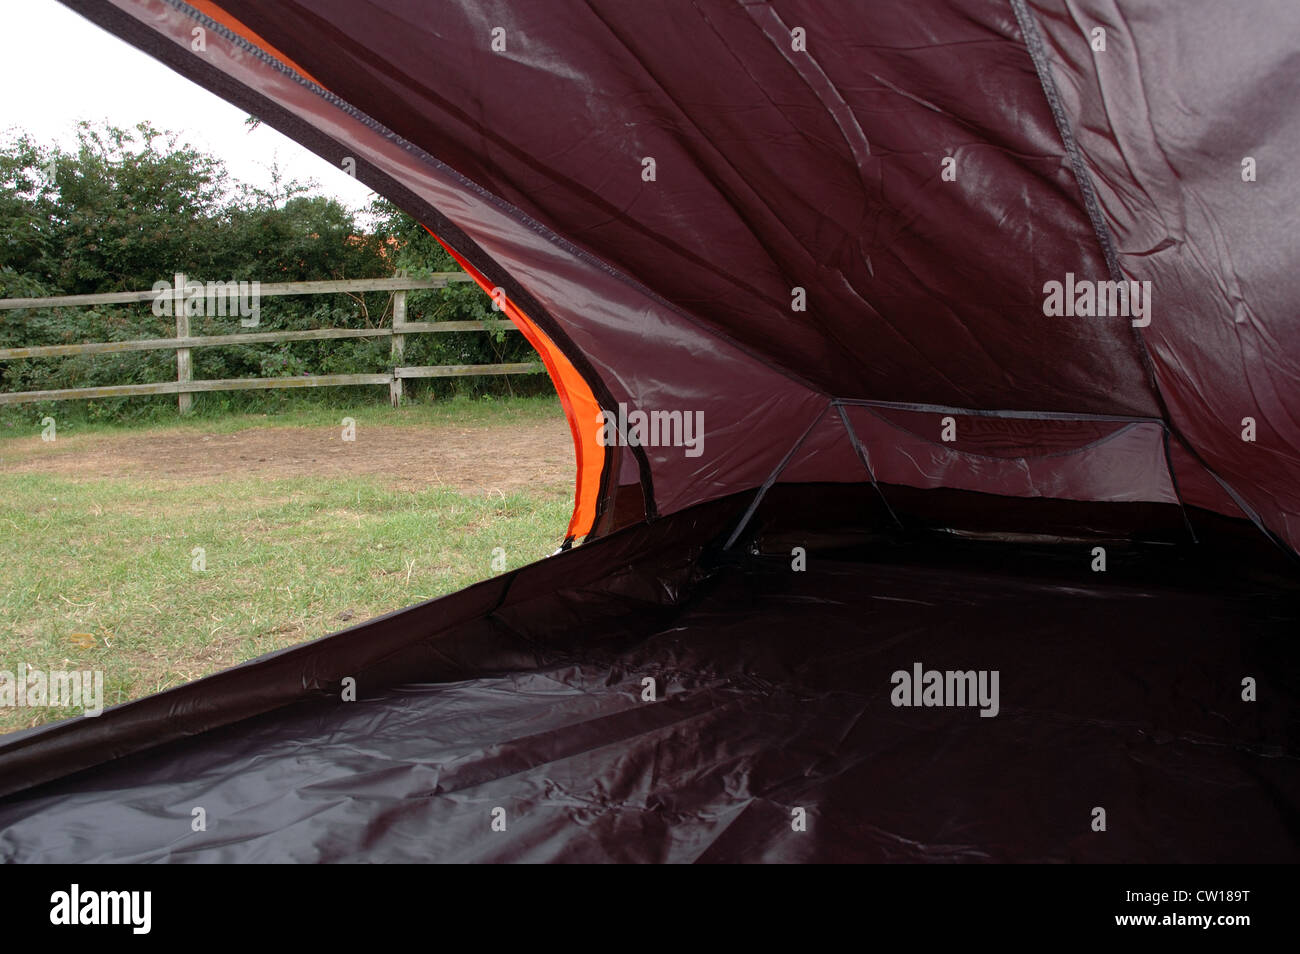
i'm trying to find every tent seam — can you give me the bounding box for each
[836,402,904,529]
[1009,0,1294,556]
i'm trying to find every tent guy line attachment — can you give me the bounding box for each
[722,403,833,550]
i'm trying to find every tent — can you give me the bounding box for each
[0,0,1297,862]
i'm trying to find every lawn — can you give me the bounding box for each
[0,396,573,733]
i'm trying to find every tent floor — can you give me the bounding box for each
[2,545,1297,862]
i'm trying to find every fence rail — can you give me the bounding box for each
[0,274,473,310]
[0,274,542,410]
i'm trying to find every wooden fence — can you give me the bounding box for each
[0,273,542,411]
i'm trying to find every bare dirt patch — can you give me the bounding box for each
[0,418,575,493]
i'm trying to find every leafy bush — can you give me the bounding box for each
[0,121,547,424]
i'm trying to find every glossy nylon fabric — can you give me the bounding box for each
[1,497,1296,863]
[205,0,1158,411]
[49,0,1284,544]
[81,0,828,528]
[124,0,1297,549]
[1021,0,1300,551]
[3,0,1294,861]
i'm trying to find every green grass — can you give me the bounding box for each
[0,392,564,442]
[0,397,572,734]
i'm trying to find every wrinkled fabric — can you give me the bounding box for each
[1019,0,1300,552]
[64,0,1300,543]
[2,523,1296,862]
[10,0,1297,862]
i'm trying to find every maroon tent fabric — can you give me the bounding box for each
[0,0,1296,863]
[52,0,1300,550]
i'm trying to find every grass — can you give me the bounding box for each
[0,391,565,440]
[0,396,572,734]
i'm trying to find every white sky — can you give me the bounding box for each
[0,0,376,212]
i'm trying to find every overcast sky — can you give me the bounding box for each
[0,0,376,212]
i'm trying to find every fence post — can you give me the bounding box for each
[174,271,192,414]
[390,288,406,407]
